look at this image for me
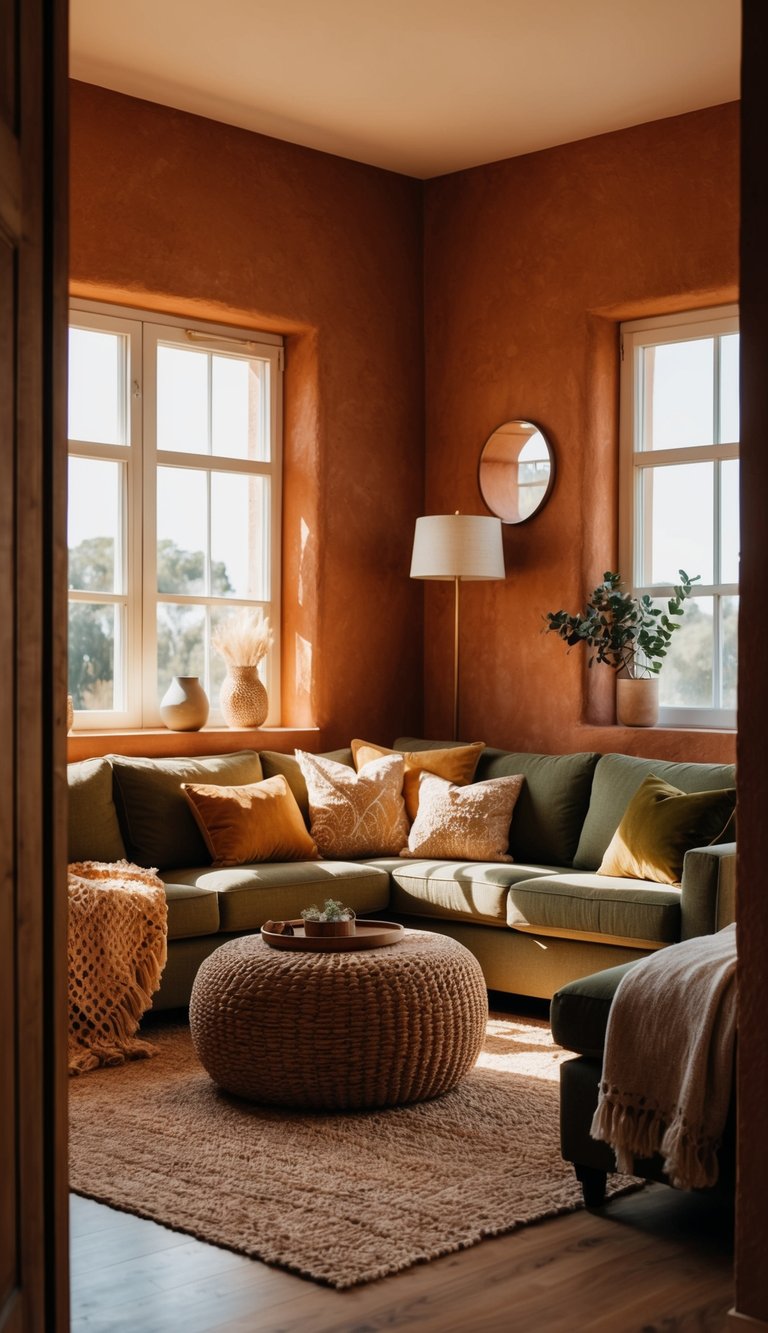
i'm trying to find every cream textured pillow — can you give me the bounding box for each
[401,772,525,863]
[182,776,318,867]
[296,750,409,857]
[351,738,485,822]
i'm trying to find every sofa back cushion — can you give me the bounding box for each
[573,753,737,871]
[259,749,354,826]
[395,740,600,867]
[68,757,127,863]
[110,750,264,869]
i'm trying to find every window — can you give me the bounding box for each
[620,305,739,729]
[68,303,283,729]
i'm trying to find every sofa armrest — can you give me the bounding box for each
[680,842,736,939]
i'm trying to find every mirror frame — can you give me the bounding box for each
[478,419,556,525]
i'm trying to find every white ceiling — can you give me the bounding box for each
[69,0,741,180]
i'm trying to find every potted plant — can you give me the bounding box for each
[300,898,356,937]
[211,608,273,728]
[543,570,699,726]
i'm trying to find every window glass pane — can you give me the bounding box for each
[68,601,117,709]
[722,595,738,710]
[68,457,122,592]
[658,596,714,708]
[721,459,739,584]
[157,345,209,454]
[719,334,739,443]
[211,356,270,460]
[156,603,205,705]
[157,468,208,593]
[68,327,126,445]
[642,463,713,585]
[211,472,269,600]
[643,338,714,449]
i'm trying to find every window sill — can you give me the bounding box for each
[576,721,736,764]
[67,726,320,762]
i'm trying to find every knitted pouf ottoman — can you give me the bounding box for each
[189,928,488,1110]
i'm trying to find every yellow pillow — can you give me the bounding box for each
[351,738,485,822]
[597,774,736,885]
[296,750,409,857]
[400,772,525,863]
[182,776,318,867]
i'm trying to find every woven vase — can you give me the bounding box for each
[220,665,268,728]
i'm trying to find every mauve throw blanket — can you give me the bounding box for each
[68,860,168,1075]
[591,923,737,1189]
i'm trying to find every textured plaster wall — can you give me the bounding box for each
[69,80,425,751]
[423,104,739,763]
[70,85,738,764]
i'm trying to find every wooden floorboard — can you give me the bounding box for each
[70,1183,733,1332]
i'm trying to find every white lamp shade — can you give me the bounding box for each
[410,513,505,581]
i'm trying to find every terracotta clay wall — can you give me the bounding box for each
[69,80,425,753]
[423,104,739,763]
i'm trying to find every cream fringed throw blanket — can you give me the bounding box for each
[591,923,737,1189]
[68,860,168,1076]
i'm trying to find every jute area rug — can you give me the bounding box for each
[68,1010,636,1289]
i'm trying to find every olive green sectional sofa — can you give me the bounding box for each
[67,739,736,1009]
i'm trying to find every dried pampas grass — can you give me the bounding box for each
[211,608,273,666]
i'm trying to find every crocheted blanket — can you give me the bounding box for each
[590,923,737,1189]
[68,860,168,1076]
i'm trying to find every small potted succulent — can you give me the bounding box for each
[300,898,356,937]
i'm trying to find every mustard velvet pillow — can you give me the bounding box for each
[597,774,736,885]
[400,771,525,863]
[351,738,485,822]
[296,750,409,857]
[182,775,318,867]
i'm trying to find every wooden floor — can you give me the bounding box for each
[70,1181,733,1332]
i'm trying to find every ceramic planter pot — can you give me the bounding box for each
[616,676,659,727]
[302,916,356,937]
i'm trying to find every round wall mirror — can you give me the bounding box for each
[478,419,555,524]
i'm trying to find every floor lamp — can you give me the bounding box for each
[410,512,505,740]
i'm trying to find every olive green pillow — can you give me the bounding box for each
[110,751,265,869]
[598,774,736,885]
[67,757,127,863]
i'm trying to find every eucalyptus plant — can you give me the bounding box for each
[544,570,699,678]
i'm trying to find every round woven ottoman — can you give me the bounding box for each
[189,929,488,1110]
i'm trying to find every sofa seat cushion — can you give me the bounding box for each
[507,872,682,948]
[162,860,391,933]
[162,883,221,941]
[550,960,643,1057]
[388,859,564,926]
[573,753,737,871]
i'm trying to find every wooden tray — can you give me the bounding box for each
[261,919,405,952]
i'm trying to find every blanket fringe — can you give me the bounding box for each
[591,1084,721,1186]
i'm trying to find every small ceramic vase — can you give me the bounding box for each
[66,695,74,733]
[159,675,209,731]
[219,665,268,728]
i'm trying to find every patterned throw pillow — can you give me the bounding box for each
[351,738,485,822]
[296,751,409,858]
[182,776,318,867]
[400,772,525,863]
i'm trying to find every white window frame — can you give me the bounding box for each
[619,304,739,730]
[68,301,283,730]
